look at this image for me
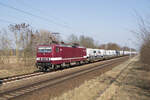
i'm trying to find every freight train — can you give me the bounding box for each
[36,44,137,71]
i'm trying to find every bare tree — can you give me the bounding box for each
[132,15,150,66]
[121,46,130,51]
[99,44,106,49]
[9,23,35,65]
[9,23,30,57]
[106,43,121,50]
[8,23,59,66]
[67,34,100,48]
[99,43,121,50]
[0,29,12,63]
[32,29,57,45]
[67,34,79,44]
[79,35,95,48]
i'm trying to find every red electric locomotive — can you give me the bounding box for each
[36,44,86,71]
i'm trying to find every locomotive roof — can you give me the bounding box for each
[38,44,85,48]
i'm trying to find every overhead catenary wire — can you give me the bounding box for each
[0,18,15,24]
[0,17,36,32]
[15,0,70,27]
[0,1,87,40]
[3,13,33,25]
[0,2,75,31]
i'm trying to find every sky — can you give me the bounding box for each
[0,0,150,49]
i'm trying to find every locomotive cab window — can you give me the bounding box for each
[38,47,52,53]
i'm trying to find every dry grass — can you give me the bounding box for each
[0,64,37,78]
[109,59,150,100]
[51,57,134,100]
[51,56,150,100]
[0,56,37,78]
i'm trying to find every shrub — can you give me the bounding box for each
[140,38,150,65]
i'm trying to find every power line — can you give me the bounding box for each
[0,2,74,31]
[16,0,70,27]
[3,13,32,24]
[0,18,15,24]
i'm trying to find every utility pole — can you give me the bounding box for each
[105,44,108,56]
[128,39,132,59]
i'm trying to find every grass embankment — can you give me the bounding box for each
[51,56,150,100]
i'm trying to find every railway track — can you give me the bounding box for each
[0,56,124,84]
[1,72,44,84]
[0,56,129,100]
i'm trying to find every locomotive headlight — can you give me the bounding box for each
[36,57,40,60]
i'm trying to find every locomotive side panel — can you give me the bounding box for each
[51,45,86,65]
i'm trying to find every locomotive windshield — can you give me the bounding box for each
[38,47,52,53]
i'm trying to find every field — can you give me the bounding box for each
[0,56,37,78]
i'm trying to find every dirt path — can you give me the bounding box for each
[51,56,150,100]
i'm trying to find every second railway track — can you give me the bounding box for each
[0,56,129,100]
[1,72,44,84]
